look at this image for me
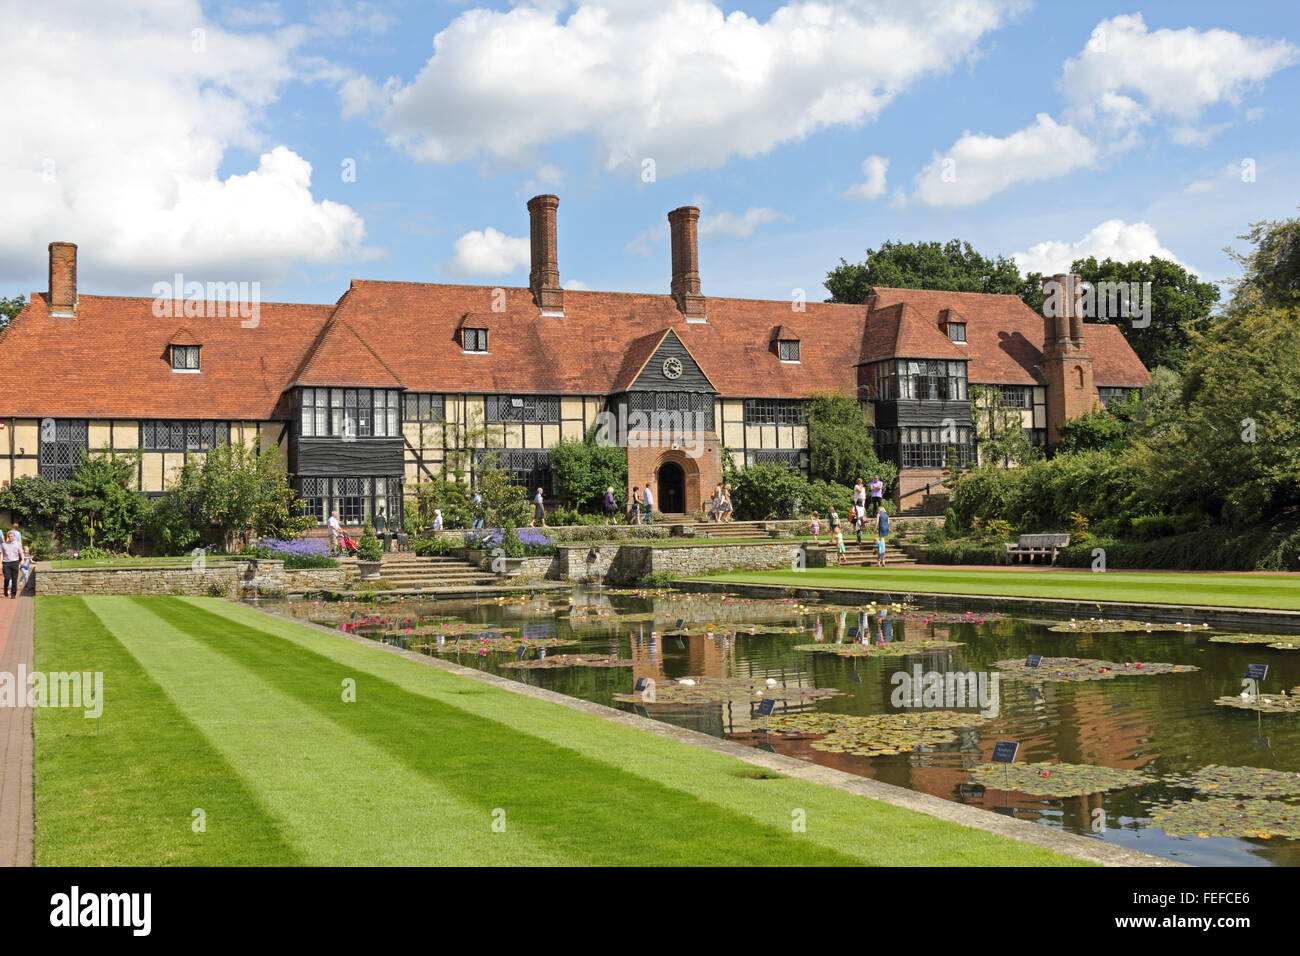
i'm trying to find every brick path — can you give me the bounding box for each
[0,588,34,867]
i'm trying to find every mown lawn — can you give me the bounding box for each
[697,567,1300,611]
[49,555,243,569]
[34,595,1082,866]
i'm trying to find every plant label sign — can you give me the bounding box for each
[1246,664,1268,682]
[1025,654,1043,668]
[992,741,1019,764]
[675,618,685,630]
[634,678,651,692]
[757,698,777,717]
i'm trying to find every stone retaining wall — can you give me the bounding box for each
[37,561,347,598]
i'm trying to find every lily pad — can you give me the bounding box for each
[1167,765,1300,797]
[1149,798,1300,839]
[995,656,1199,682]
[1207,633,1300,650]
[1048,619,1212,634]
[794,640,964,658]
[500,654,638,670]
[766,711,983,756]
[1214,693,1300,714]
[416,635,581,654]
[968,761,1155,797]
[613,677,842,706]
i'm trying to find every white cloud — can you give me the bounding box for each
[699,206,790,238]
[1063,14,1298,128]
[913,114,1098,207]
[1184,162,1243,194]
[911,15,1297,207]
[369,0,1023,172]
[1012,220,1193,276]
[563,278,589,290]
[443,228,531,276]
[845,155,888,200]
[0,1,369,285]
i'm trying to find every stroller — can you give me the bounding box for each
[338,529,360,556]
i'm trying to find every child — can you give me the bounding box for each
[834,526,846,564]
[18,547,31,590]
[809,511,821,542]
[876,535,886,567]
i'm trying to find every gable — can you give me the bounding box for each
[628,329,715,392]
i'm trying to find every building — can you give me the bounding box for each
[0,196,1148,526]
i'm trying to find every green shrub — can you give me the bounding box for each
[356,526,384,562]
[282,554,338,570]
[500,523,524,558]
[412,536,456,556]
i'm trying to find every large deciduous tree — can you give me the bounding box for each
[825,239,1027,304]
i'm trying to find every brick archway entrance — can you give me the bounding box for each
[657,461,685,514]
[628,446,717,517]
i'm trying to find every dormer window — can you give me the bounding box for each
[947,322,967,344]
[171,344,200,371]
[464,328,488,353]
[773,325,800,363]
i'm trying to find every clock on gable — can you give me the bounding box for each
[662,357,683,379]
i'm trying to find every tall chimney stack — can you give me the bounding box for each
[668,206,706,321]
[48,241,77,317]
[527,194,563,313]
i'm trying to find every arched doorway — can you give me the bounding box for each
[657,461,685,514]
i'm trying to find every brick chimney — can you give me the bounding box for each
[668,206,706,321]
[1040,272,1093,442]
[527,194,563,314]
[48,241,77,317]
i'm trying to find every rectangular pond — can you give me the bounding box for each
[261,586,1300,867]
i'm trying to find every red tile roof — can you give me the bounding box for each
[321,281,869,398]
[866,288,1148,387]
[0,293,333,419]
[0,277,1149,420]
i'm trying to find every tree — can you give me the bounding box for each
[1056,393,1139,454]
[805,392,897,492]
[473,457,530,527]
[0,477,76,536]
[1067,256,1219,370]
[825,239,1025,304]
[0,294,26,333]
[1132,302,1300,524]
[1226,212,1300,309]
[68,451,147,550]
[549,431,628,512]
[969,385,1037,466]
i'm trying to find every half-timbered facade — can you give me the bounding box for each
[0,197,1148,524]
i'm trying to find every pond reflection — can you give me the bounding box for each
[268,586,1300,867]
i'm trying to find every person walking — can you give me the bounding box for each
[433,508,444,532]
[8,522,21,548]
[809,511,821,542]
[2,531,21,599]
[853,479,866,514]
[869,474,884,511]
[629,486,642,524]
[642,484,655,525]
[604,487,618,524]
[721,483,734,522]
[833,523,846,565]
[851,504,863,546]
[327,510,342,554]
[18,547,31,592]
[875,505,890,567]
[471,491,484,530]
[530,488,546,528]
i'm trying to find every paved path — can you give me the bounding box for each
[0,590,34,867]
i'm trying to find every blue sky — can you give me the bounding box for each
[3,0,1297,304]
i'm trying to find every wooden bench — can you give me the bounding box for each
[1004,533,1071,564]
